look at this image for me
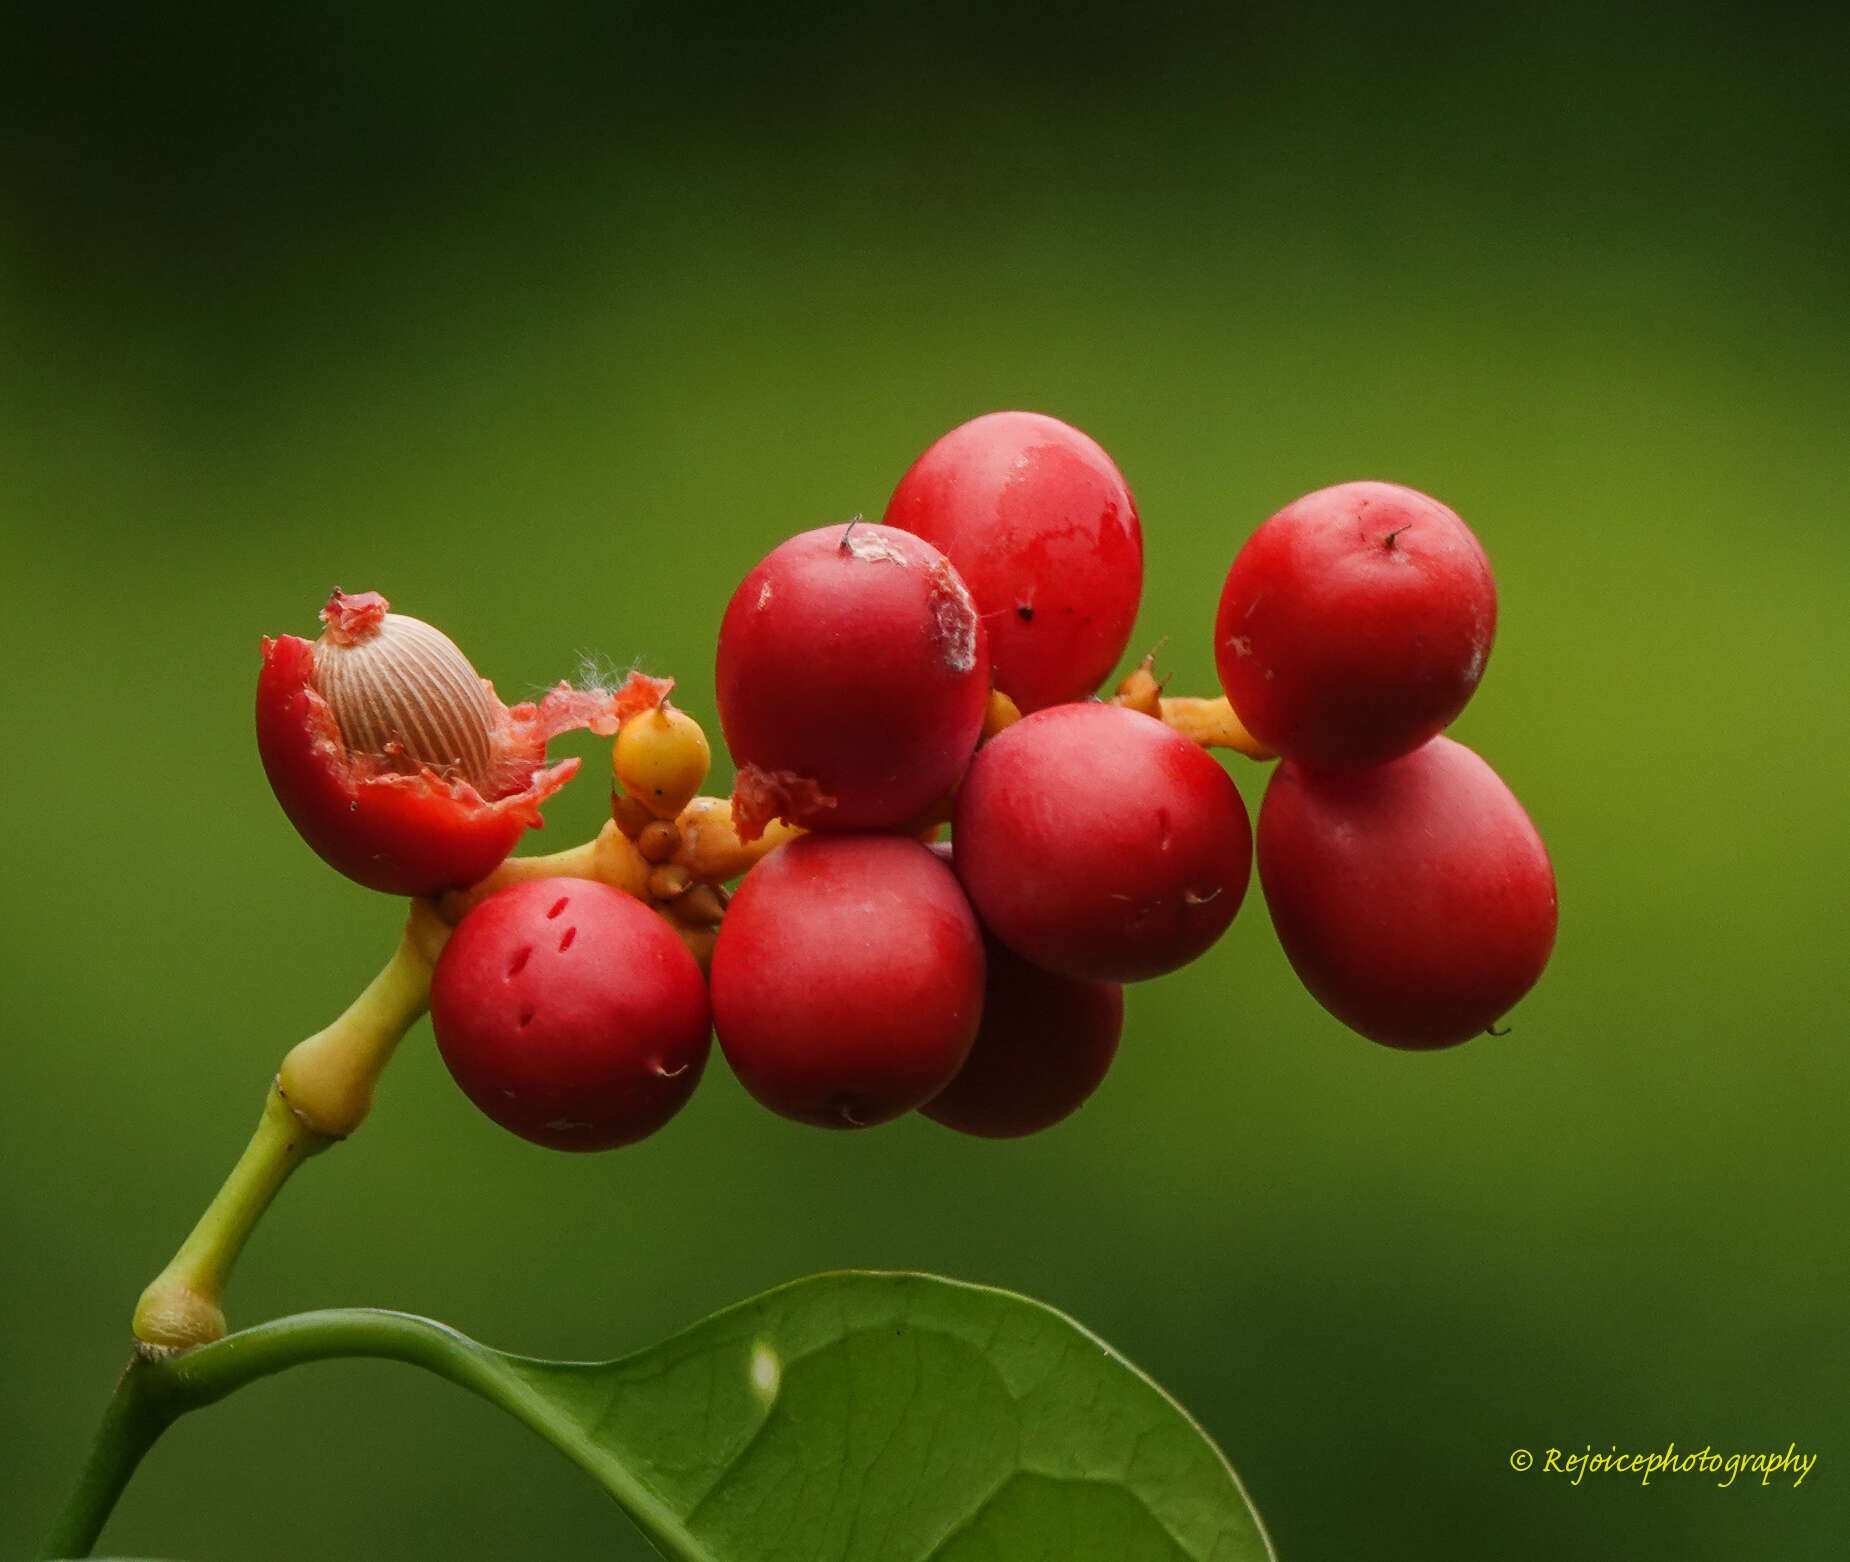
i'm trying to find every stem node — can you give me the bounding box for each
[131,911,437,1351]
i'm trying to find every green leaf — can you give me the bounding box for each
[155,1271,1273,1562]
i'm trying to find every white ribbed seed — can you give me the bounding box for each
[313,614,500,791]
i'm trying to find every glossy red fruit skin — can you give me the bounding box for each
[1258,736,1556,1049]
[951,701,1252,983]
[431,878,710,1150]
[922,935,1123,1138]
[883,410,1143,713]
[1215,481,1497,771]
[710,835,985,1128]
[715,523,991,836]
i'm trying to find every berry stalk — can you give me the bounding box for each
[437,819,651,922]
[1156,695,1272,759]
[1110,656,1273,760]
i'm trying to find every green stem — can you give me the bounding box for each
[131,1084,329,1348]
[273,912,439,1139]
[38,1356,178,1560]
[131,913,439,1350]
[44,1311,708,1562]
[166,1312,705,1558]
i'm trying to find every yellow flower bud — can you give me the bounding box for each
[614,704,711,819]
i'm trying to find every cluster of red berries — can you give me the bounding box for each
[255,412,1555,1154]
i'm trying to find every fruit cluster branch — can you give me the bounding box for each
[132,411,1555,1358]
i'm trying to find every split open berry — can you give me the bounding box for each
[921,933,1123,1139]
[257,590,667,896]
[431,877,711,1149]
[709,834,985,1127]
[883,410,1143,712]
[715,522,990,839]
[952,701,1252,983]
[1215,481,1496,771]
[1258,736,1557,1049]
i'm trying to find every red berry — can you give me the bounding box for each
[883,410,1143,712]
[710,834,985,1127]
[1215,481,1496,771]
[715,523,991,838]
[922,935,1123,1138]
[952,702,1252,983]
[431,877,711,1149]
[1257,736,1556,1049]
[257,590,669,896]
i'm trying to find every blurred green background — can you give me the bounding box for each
[4,3,1846,1558]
